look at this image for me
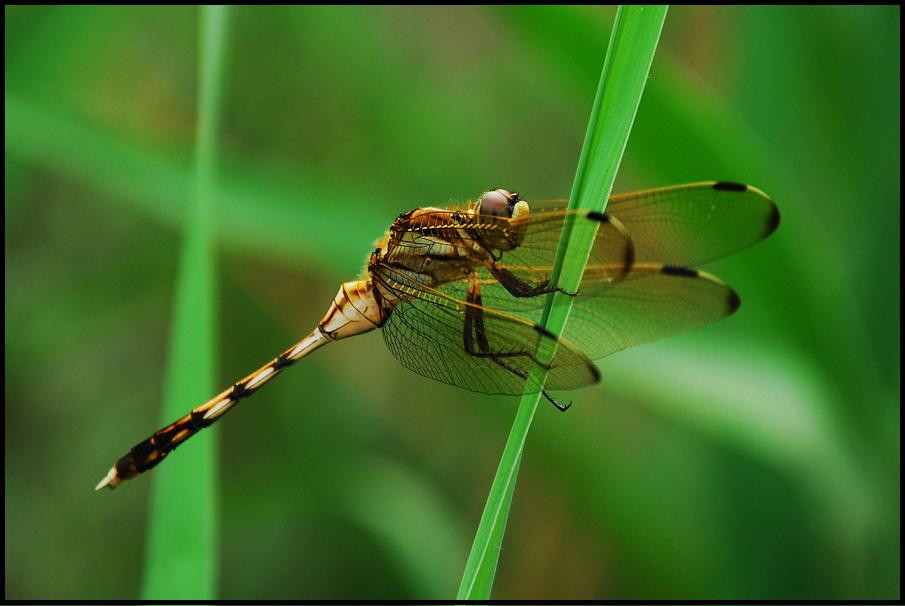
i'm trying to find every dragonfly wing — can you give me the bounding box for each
[487,181,777,294]
[449,180,775,307]
[409,182,776,287]
[476,264,737,359]
[373,264,600,395]
[442,263,738,361]
[562,264,740,359]
[484,209,635,298]
[606,181,780,265]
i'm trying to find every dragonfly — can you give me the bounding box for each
[96,181,779,490]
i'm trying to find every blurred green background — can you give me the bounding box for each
[4,5,899,600]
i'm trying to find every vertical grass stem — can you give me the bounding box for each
[456,6,668,599]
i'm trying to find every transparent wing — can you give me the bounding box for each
[602,181,779,265]
[493,210,635,296]
[384,181,774,366]
[559,264,740,359]
[519,181,779,267]
[373,264,599,395]
[439,263,740,361]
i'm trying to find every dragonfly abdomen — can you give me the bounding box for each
[319,280,385,337]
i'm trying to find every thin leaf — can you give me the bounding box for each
[456,6,668,600]
[140,6,230,599]
[3,95,386,276]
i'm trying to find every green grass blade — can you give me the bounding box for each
[140,6,230,599]
[3,95,390,275]
[456,6,668,600]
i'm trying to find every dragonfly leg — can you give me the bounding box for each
[487,262,575,299]
[464,274,573,412]
[542,390,572,412]
[462,273,554,372]
[466,298,571,413]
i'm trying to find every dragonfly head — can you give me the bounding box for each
[476,189,530,250]
[477,189,527,219]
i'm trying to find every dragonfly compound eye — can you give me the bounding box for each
[478,189,512,217]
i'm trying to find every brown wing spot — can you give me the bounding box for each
[712,181,748,192]
[727,289,742,314]
[767,202,781,234]
[661,265,699,278]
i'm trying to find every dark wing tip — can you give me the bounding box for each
[712,181,749,193]
[590,362,602,384]
[766,200,781,235]
[661,265,699,278]
[661,266,739,312]
[587,211,610,223]
[712,181,780,239]
[727,288,742,314]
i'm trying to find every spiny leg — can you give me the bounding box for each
[463,273,569,411]
[542,390,572,412]
[487,262,578,298]
[462,274,552,370]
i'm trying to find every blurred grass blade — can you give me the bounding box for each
[3,96,386,275]
[456,6,668,600]
[140,6,230,599]
[337,456,466,596]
